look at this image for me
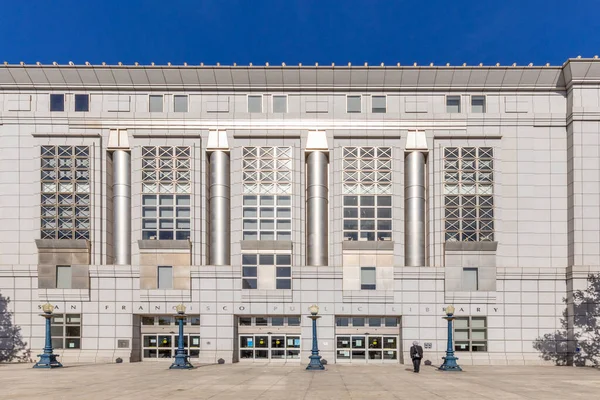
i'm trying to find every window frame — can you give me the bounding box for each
[360,267,377,290]
[247,94,263,113]
[346,95,362,113]
[56,265,72,289]
[272,94,288,113]
[471,95,486,113]
[462,267,479,291]
[51,313,81,349]
[446,95,461,113]
[241,253,292,290]
[157,265,173,289]
[50,94,65,112]
[149,94,164,113]
[242,195,292,241]
[371,95,387,113]
[173,95,188,113]
[453,316,487,352]
[74,94,89,112]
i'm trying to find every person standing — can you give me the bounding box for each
[410,341,424,373]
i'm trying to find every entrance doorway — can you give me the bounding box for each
[236,316,302,362]
[334,316,402,363]
[142,334,200,360]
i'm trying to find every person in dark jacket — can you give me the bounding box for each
[410,341,424,372]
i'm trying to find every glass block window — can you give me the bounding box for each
[51,314,81,349]
[141,146,191,240]
[444,147,494,242]
[454,316,487,352]
[242,146,292,195]
[241,253,292,290]
[40,145,91,240]
[342,147,392,241]
[243,195,291,241]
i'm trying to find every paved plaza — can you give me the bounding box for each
[0,362,599,400]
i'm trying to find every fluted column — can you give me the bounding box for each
[306,151,329,266]
[209,151,230,265]
[113,150,131,265]
[404,151,426,266]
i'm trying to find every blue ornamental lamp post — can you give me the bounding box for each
[33,303,63,368]
[306,304,325,370]
[439,305,462,371]
[169,304,194,369]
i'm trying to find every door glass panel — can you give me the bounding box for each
[144,335,158,348]
[240,350,254,359]
[352,350,366,359]
[158,335,171,347]
[287,336,300,349]
[383,336,397,349]
[190,336,200,348]
[383,350,397,360]
[255,336,268,348]
[271,350,285,359]
[368,336,382,349]
[352,336,365,349]
[255,350,268,359]
[158,349,172,358]
[286,350,300,359]
[337,336,351,349]
[368,350,382,360]
[271,336,285,349]
[240,336,254,348]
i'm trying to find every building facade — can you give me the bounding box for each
[1,59,600,365]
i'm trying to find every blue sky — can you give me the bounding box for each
[1,0,599,66]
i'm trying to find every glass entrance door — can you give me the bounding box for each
[239,334,301,361]
[336,335,398,363]
[142,334,200,360]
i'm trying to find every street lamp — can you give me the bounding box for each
[33,303,63,368]
[438,305,462,371]
[306,304,325,370]
[169,304,194,369]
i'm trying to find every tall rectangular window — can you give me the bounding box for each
[372,95,386,113]
[74,94,89,112]
[347,95,361,113]
[342,147,392,241]
[273,95,287,113]
[157,266,173,289]
[141,146,191,240]
[173,95,188,112]
[51,314,81,349]
[462,267,479,291]
[149,95,164,112]
[242,146,292,240]
[444,147,494,242]
[242,254,258,289]
[248,95,262,113]
[56,265,72,289]
[446,96,461,113]
[40,146,91,240]
[360,267,376,290]
[471,96,486,113]
[454,317,487,352]
[275,254,292,289]
[50,94,65,112]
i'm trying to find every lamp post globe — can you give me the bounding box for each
[169,304,194,369]
[33,302,63,368]
[306,304,325,370]
[438,304,462,371]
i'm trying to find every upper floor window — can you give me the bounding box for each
[243,195,291,241]
[56,265,72,289]
[347,95,361,113]
[40,146,91,240]
[241,253,292,290]
[342,147,392,241]
[173,95,188,112]
[471,96,486,113]
[372,95,386,113]
[141,146,191,240]
[248,95,263,113]
[443,147,494,242]
[446,96,461,113]
[149,95,163,112]
[272,95,287,113]
[74,94,89,112]
[454,316,487,352]
[361,267,376,290]
[157,266,173,289]
[462,267,479,291]
[50,94,65,112]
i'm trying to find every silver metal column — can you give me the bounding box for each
[404,151,426,266]
[209,151,230,265]
[306,151,328,266]
[112,150,131,265]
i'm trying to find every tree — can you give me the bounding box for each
[0,295,32,363]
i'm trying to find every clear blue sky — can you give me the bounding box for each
[1,0,599,66]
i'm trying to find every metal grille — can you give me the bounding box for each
[40,146,91,240]
[443,147,494,242]
[242,146,292,195]
[141,146,191,240]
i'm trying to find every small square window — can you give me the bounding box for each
[372,96,386,113]
[56,265,71,289]
[50,94,65,112]
[74,94,89,112]
[149,95,163,112]
[174,95,188,112]
[273,95,287,113]
[462,267,479,291]
[347,95,361,113]
[248,95,262,113]
[446,96,460,113]
[361,267,376,290]
[471,96,486,113]
[157,266,173,289]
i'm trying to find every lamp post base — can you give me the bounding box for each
[306,354,325,370]
[438,355,462,372]
[33,353,63,369]
[169,352,194,369]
